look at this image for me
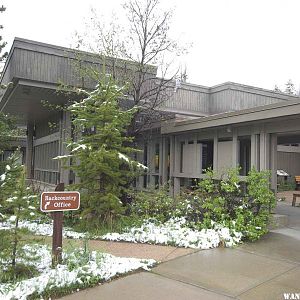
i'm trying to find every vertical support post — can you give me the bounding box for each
[169,136,174,176]
[161,137,168,185]
[232,129,239,168]
[173,177,180,196]
[270,133,278,192]
[52,183,64,267]
[260,131,270,170]
[213,131,218,173]
[148,141,155,188]
[251,133,259,170]
[174,135,180,174]
[197,142,203,175]
[169,136,175,196]
[26,122,34,179]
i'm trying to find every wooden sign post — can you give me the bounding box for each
[40,183,80,267]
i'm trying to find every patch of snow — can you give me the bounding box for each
[0,174,6,181]
[53,154,73,160]
[136,162,148,170]
[8,216,16,222]
[0,244,156,300]
[102,218,243,249]
[0,218,243,250]
[0,220,87,239]
[118,152,129,162]
[71,144,88,152]
[277,169,289,176]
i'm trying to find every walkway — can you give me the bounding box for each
[61,202,300,300]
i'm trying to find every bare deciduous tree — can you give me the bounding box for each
[74,0,188,135]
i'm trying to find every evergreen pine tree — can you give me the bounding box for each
[0,113,17,156]
[0,152,38,281]
[273,85,281,93]
[0,4,8,65]
[0,3,15,166]
[284,79,297,95]
[62,75,143,229]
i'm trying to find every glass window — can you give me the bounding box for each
[239,137,251,176]
[143,144,148,188]
[180,142,184,173]
[155,143,159,173]
[197,140,214,173]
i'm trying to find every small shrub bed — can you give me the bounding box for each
[128,169,276,242]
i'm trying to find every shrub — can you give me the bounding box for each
[124,169,275,241]
[129,187,175,224]
[177,168,275,240]
[277,181,295,192]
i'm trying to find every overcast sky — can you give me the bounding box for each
[1,0,300,90]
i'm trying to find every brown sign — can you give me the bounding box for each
[40,191,80,212]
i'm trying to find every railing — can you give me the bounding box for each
[34,168,59,185]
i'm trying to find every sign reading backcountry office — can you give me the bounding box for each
[40,191,80,212]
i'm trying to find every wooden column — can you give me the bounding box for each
[173,177,181,196]
[232,129,239,168]
[169,135,175,196]
[161,137,168,185]
[251,133,260,170]
[26,122,34,179]
[270,133,278,192]
[260,131,270,171]
[213,131,218,173]
[148,141,155,188]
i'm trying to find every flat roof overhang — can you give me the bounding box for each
[161,98,300,134]
[0,78,76,125]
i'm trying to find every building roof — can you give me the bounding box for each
[161,97,300,134]
[1,37,299,126]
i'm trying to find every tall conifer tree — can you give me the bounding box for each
[62,75,143,228]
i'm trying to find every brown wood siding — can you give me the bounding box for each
[11,48,82,87]
[210,89,284,114]
[277,151,300,178]
[8,47,156,91]
[164,87,210,113]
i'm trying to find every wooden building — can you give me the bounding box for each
[1,38,300,193]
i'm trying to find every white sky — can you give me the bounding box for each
[1,0,300,90]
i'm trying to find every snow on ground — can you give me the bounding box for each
[102,218,243,249]
[0,218,243,249]
[0,244,156,300]
[0,220,87,239]
[0,218,242,249]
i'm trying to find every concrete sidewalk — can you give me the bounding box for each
[61,202,300,300]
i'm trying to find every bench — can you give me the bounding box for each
[295,176,300,190]
[292,193,300,207]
